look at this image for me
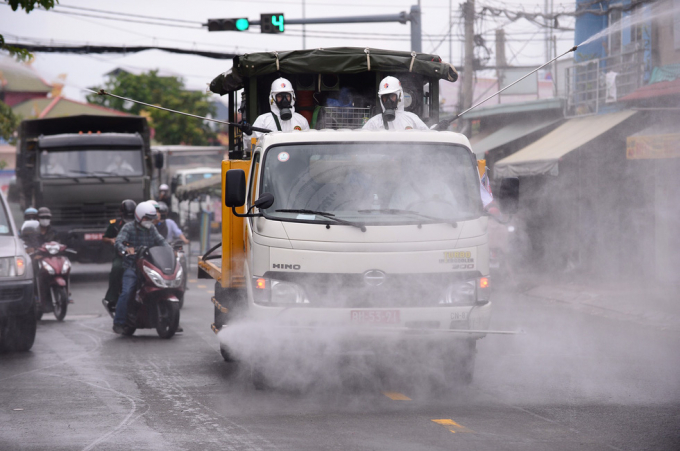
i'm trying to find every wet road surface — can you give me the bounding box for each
[1,263,679,450]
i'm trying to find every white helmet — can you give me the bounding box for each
[269,77,296,110]
[134,201,157,223]
[377,76,404,112]
[159,184,169,191]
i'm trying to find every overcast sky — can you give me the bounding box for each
[0,0,575,103]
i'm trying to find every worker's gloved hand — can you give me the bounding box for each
[239,122,253,136]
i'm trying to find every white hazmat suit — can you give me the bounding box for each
[247,78,310,141]
[362,76,429,131]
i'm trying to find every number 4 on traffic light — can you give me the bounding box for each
[261,13,284,34]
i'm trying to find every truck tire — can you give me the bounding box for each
[3,304,38,352]
[213,283,246,331]
[444,339,476,387]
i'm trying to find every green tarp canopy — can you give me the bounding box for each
[210,47,458,96]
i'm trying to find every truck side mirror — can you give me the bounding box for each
[497,177,519,215]
[154,153,164,169]
[253,192,274,210]
[7,182,19,203]
[224,169,246,208]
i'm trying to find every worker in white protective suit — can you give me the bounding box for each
[243,78,310,141]
[362,76,429,131]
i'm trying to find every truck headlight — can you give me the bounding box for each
[440,277,490,305]
[252,277,309,305]
[0,257,26,277]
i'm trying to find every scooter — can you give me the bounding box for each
[119,244,183,338]
[32,242,75,321]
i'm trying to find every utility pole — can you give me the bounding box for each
[495,28,506,104]
[302,0,306,50]
[410,4,422,52]
[449,0,452,63]
[462,0,475,114]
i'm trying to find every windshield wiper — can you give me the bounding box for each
[65,169,105,182]
[358,209,457,227]
[275,209,367,232]
[91,171,130,182]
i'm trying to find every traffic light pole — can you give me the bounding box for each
[213,5,423,52]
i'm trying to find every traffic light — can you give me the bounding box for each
[260,13,284,33]
[207,18,250,32]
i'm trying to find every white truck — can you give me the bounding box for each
[199,48,519,388]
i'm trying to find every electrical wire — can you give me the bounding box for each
[55,4,203,25]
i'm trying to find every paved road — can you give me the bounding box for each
[1,263,679,450]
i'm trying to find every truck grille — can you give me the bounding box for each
[263,271,481,308]
[52,204,120,226]
[0,287,25,301]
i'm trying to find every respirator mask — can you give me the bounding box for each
[275,93,293,121]
[140,219,153,229]
[381,93,398,123]
[39,218,50,227]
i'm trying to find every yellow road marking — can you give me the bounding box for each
[382,391,411,401]
[189,279,198,283]
[431,419,473,433]
[206,290,213,293]
[197,284,207,288]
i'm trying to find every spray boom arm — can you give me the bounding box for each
[432,46,577,131]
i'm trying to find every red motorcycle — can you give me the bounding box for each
[120,244,183,338]
[32,242,74,321]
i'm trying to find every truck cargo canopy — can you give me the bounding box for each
[210,47,458,95]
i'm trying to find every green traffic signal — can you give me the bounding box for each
[236,18,249,31]
[271,15,284,32]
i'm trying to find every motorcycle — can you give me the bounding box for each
[32,241,75,321]
[116,244,183,338]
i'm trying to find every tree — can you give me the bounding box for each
[0,100,21,143]
[87,70,216,145]
[1,1,58,61]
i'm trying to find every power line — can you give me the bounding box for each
[55,4,203,25]
[47,9,203,30]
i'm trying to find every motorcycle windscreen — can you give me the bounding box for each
[148,246,176,275]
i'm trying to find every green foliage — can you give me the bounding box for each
[1,1,58,61]
[87,70,217,145]
[0,100,21,143]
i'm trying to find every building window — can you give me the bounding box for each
[609,8,622,56]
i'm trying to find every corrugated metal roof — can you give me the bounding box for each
[494,110,637,178]
[472,116,563,158]
[12,96,129,119]
[0,59,52,93]
[461,98,564,120]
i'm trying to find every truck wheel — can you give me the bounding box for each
[251,365,268,390]
[4,304,38,352]
[444,339,476,387]
[213,283,246,331]
[156,300,180,339]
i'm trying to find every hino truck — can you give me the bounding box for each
[198,48,519,388]
[15,115,153,262]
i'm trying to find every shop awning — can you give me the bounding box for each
[626,123,680,160]
[494,110,637,178]
[472,116,563,158]
[175,175,221,201]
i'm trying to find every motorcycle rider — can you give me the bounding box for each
[362,76,429,131]
[157,184,172,213]
[242,77,310,141]
[112,201,170,334]
[36,207,58,245]
[157,202,189,244]
[102,199,136,314]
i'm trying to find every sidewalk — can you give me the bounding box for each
[520,279,680,332]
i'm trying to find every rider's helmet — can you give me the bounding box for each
[120,199,137,223]
[157,201,169,220]
[37,207,52,228]
[159,183,169,193]
[24,207,38,221]
[134,202,157,229]
[269,77,295,119]
[147,199,160,211]
[377,76,404,112]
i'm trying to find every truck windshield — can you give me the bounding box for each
[184,172,219,185]
[39,149,144,178]
[261,143,482,225]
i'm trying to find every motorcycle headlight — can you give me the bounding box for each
[41,260,56,275]
[252,277,309,305]
[62,259,71,273]
[170,266,183,288]
[143,265,166,288]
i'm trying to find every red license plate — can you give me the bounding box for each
[350,310,400,325]
[84,233,103,241]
